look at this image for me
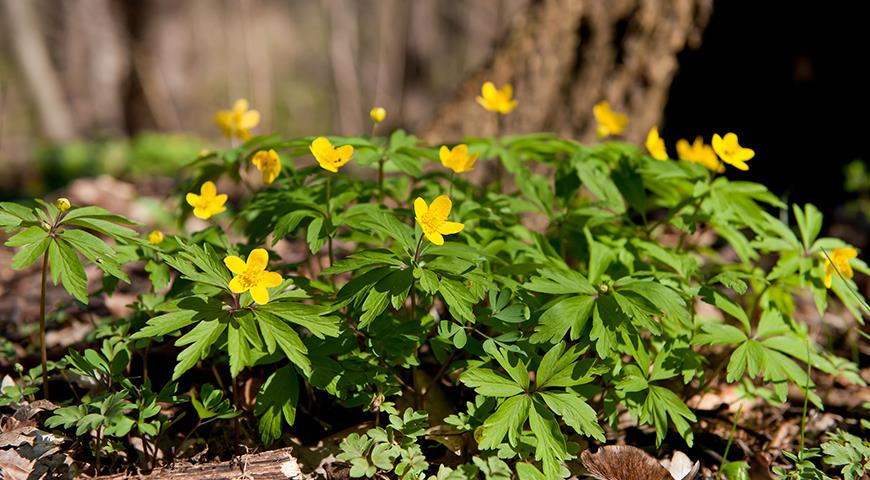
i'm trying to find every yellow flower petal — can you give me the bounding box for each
[250,286,269,305]
[201,181,217,197]
[229,276,247,293]
[414,197,428,219]
[438,221,464,235]
[246,248,269,272]
[425,231,444,246]
[482,82,497,99]
[240,110,260,130]
[193,207,212,219]
[334,145,354,167]
[260,271,283,288]
[232,98,249,114]
[224,256,247,274]
[428,195,452,222]
[185,193,200,207]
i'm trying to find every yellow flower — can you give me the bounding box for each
[214,98,260,141]
[593,101,628,137]
[252,149,281,185]
[147,230,164,245]
[55,198,71,212]
[439,144,479,174]
[186,181,227,219]
[676,137,724,172]
[823,247,857,288]
[645,127,668,160]
[712,133,754,171]
[414,195,464,246]
[309,137,353,173]
[224,248,283,305]
[475,82,518,114]
[370,107,386,124]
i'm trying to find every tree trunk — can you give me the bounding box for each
[421,0,713,144]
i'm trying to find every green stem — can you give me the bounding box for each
[799,340,812,453]
[717,405,743,479]
[326,175,334,267]
[378,156,385,202]
[448,172,455,197]
[39,249,49,399]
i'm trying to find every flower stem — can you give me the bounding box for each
[717,405,743,479]
[378,156,385,202]
[326,175,334,268]
[39,249,49,399]
[448,172,455,197]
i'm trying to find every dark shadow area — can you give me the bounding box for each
[664,0,869,215]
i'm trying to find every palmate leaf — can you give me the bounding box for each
[530,295,595,344]
[538,391,604,441]
[641,385,697,447]
[255,310,311,377]
[59,228,129,282]
[258,300,341,338]
[459,368,524,397]
[49,239,89,304]
[173,315,228,380]
[528,399,568,479]
[478,394,530,450]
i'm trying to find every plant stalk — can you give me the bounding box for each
[326,175,335,267]
[39,249,49,399]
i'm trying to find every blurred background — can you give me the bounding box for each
[0,0,868,246]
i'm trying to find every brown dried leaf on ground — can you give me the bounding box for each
[581,445,699,480]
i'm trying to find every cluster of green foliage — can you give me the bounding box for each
[1,129,867,478]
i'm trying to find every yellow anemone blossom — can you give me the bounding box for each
[712,133,754,171]
[593,101,628,137]
[823,247,857,288]
[475,82,518,114]
[224,248,283,305]
[186,181,227,219]
[252,149,281,185]
[439,144,479,174]
[214,98,260,141]
[55,197,71,212]
[676,137,724,172]
[147,230,164,245]
[370,107,386,123]
[414,195,464,246]
[645,127,668,160]
[310,137,354,173]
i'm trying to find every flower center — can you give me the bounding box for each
[236,270,261,289]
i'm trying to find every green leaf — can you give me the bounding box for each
[459,368,524,397]
[528,398,568,478]
[254,365,299,445]
[575,158,625,213]
[523,268,595,295]
[538,391,604,441]
[258,301,341,339]
[530,295,595,344]
[173,317,227,380]
[439,277,477,323]
[702,288,750,333]
[478,394,530,450]
[11,236,50,270]
[693,323,748,346]
[256,310,311,377]
[306,216,325,254]
[52,239,89,303]
[4,225,48,247]
[59,228,128,282]
[794,204,823,250]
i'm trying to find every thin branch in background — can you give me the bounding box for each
[0,0,77,142]
[239,0,274,132]
[373,0,409,127]
[324,0,363,135]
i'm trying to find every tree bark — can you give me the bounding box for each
[0,0,77,142]
[421,0,713,144]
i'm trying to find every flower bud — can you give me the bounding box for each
[55,198,71,212]
[370,107,386,124]
[147,230,165,245]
